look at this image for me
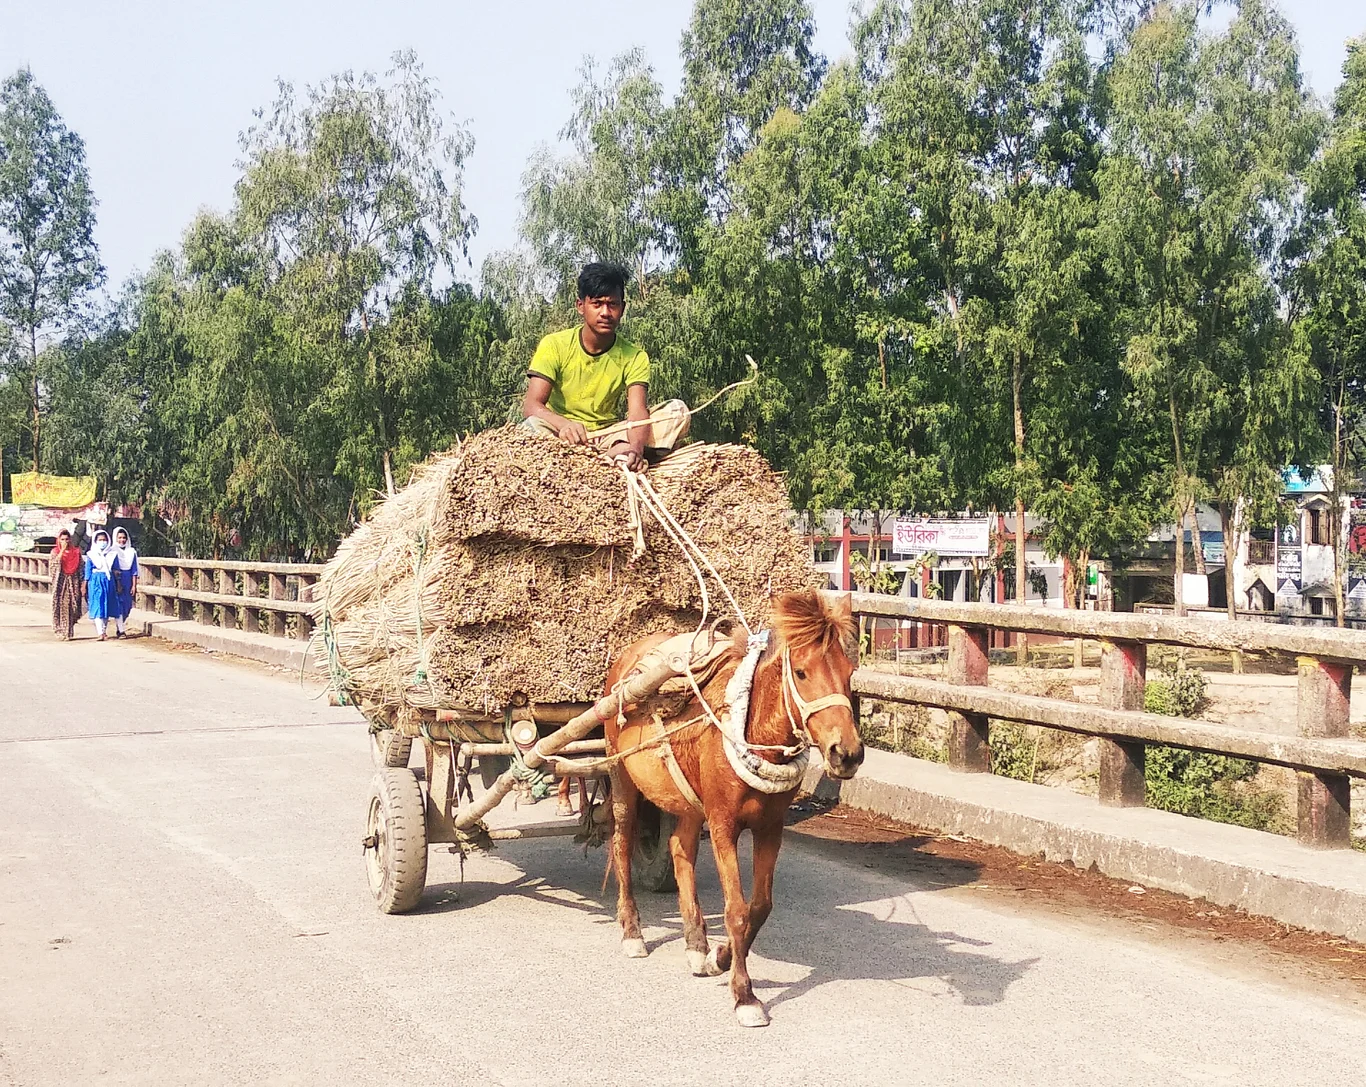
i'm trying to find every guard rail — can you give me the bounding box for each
[845,592,1366,849]
[0,551,324,642]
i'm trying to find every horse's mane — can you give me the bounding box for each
[770,589,854,653]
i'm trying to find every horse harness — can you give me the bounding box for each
[641,630,853,814]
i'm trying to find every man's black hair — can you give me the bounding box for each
[577,262,628,301]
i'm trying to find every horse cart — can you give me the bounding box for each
[357,635,711,914]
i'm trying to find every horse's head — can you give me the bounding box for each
[772,590,864,780]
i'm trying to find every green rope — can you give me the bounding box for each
[316,587,356,708]
[504,711,553,800]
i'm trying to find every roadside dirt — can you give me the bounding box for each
[788,800,1366,1006]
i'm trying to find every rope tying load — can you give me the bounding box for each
[311,424,822,719]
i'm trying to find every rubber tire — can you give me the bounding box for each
[633,800,678,893]
[370,729,413,769]
[364,767,428,914]
[479,754,512,790]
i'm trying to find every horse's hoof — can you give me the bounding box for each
[735,1002,770,1028]
[621,937,649,959]
[687,949,709,976]
[701,944,729,977]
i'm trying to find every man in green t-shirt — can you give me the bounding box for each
[521,262,688,471]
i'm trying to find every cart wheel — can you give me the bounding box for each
[370,729,413,768]
[363,768,428,914]
[479,754,512,790]
[633,800,678,893]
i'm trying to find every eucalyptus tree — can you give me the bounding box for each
[521,50,667,292]
[1293,37,1366,625]
[235,50,475,498]
[0,69,102,470]
[1098,0,1319,614]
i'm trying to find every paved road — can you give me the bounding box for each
[2,601,1364,1087]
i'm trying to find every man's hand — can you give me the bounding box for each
[607,441,645,472]
[556,418,590,445]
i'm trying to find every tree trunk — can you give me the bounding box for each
[382,449,396,498]
[1333,386,1348,628]
[1220,501,1242,673]
[358,306,394,496]
[1013,347,1028,666]
[1190,499,1208,577]
[1072,549,1088,669]
[1173,490,1187,619]
[29,324,40,471]
[1169,384,1187,618]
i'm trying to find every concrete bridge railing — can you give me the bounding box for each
[845,592,1366,850]
[6,548,1363,849]
[0,551,325,643]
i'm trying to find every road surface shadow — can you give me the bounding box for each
[422,816,1036,1009]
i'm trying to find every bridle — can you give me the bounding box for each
[779,647,852,750]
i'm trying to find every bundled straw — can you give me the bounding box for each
[315,428,820,714]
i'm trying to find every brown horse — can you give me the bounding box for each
[603,589,863,1027]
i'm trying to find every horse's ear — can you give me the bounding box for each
[828,593,853,623]
[825,592,856,649]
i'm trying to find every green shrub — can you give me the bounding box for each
[1144,668,1208,717]
[1142,666,1282,831]
[989,720,1039,782]
[1144,745,1283,830]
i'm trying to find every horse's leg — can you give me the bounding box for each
[742,814,783,959]
[708,818,768,1027]
[608,765,647,958]
[669,812,710,975]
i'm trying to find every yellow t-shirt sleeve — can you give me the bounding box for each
[625,347,650,387]
[528,335,560,383]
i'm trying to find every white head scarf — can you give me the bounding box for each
[88,530,115,575]
[112,527,138,571]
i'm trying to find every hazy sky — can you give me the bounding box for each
[3,1,1359,293]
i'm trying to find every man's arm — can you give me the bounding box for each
[522,375,589,445]
[605,384,650,471]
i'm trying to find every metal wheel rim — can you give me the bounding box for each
[365,791,389,897]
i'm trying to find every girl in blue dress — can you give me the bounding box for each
[110,527,140,638]
[85,530,115,641]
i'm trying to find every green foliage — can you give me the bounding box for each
[1143,667,1209,718]
[1099,1,1321,600]
[12,2,1361,576]
[1143,665,1283,831]
[856,701,945,762]
[0,68,103,470]
[989,721,1041,783]
[1144,745,1283,831]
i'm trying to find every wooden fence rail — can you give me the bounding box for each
[844,591,1366,849]
[0,551,325,643]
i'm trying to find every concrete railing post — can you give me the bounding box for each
[242,571,260,633]
[196,568,213,625]
[945,623,991,772]
[268,573,287,637]
[159,564,172,616]
[1297,656,1352,848]
[1098,640,1147,807]
[295,574,314,642]
[218,568,237,630]
[177,566,194,621]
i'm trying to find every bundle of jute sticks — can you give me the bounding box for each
[313,427,820,716]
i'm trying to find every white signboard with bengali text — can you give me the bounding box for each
[892,517,991,557]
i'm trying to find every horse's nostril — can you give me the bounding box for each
[828,742,865,770]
